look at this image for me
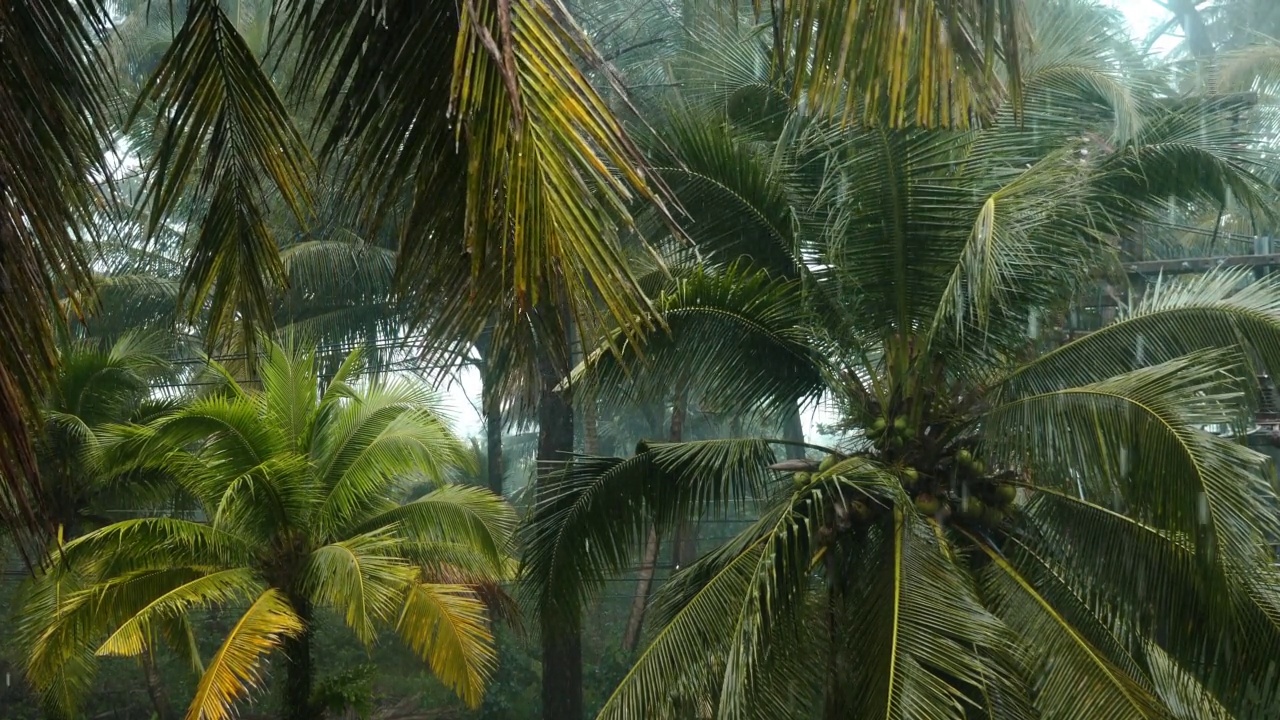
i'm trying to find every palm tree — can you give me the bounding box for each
[522,3,1280,717]
[5,1,1045,716]
[16,339,516,720]
[31,332,183,548]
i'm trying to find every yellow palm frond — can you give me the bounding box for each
[395,582,497,709]
[185,589,302,720]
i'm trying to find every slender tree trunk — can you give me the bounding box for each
[668,386,698,569]
[582,396,600,455]
[476,326,505,496]
[537,299,582,720]
[783,401,806,460]
[483,379,504,496]
[141,651,175,720]
[283,596,314,720]
[621,527,661,652]
[822,555,846,719]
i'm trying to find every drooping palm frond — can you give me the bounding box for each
[521,438,777,621]
[396,582,498,709]
[184,589,303,720]
[769,0,1027,128]
[132,0,313,349]
[281,0,676,358]
[574,264,826,421]
[0,0,114,545]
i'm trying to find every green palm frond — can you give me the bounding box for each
[771,0,1026,128]
[575,264,825,419]
[303,529,418,646]
[313,380,470,538]
[985,352,1279,566]
[132,0,312,347]
[974,536,1168,720]
[356,484,517,574]
[185,589,303,720]
[521,438,777,620]
[0,0,114,545]
[93,568,265,658]
[998,269,1280,400]
[395,582,497,709]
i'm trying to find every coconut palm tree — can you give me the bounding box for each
[16,338,516,720]
[522,3,1280,717]
[31,332,184,547]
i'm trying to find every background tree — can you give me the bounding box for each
[18,340,516,720]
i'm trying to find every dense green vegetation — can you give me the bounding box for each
[7,0,1280,718]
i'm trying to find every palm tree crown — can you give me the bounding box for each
[524,3,1280,717]
[18,339,516,720]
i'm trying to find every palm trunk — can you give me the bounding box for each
[822,554,846,719]
[783,402,805,460]
[141,651,175,720]
[621,527,661,652]
[283,595,314,720]
[537,300,583,720]
[483,379,504,496]
[477,326,504,496]
[668,386,698,569]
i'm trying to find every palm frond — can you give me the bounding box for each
[0,0,114,546]
[520,438,776,620]
[354,484,516,576]
[303,529,418,646]
[185,588,303,720]
[395,583,497,709]
[772,0,1026,128]
[283,0,675,353]
[974,536,1168,720]
[575,264,825,420]
[132,0,312,346]
[312,379,470,538]
[985,352,1280,575]
[95,568,265,659]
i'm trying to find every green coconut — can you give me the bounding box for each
[901,467,920,489]
[960,496,985,520]
[819,454,839,473]
[914,493,941,515]
[994,483,1018,505]
[793,471,811,488]
[956,448,973,464]
[894,416,908,431]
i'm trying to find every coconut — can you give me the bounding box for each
[793,471,811,488]
[960,496,985,519]
[956,448,973,464]
[819,454,839,473]
[994,483,1018,505]
[901,467,920,489]
[914,493,941,515]
[893,416,908,431]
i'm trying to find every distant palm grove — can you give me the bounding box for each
[7,0,1280,718]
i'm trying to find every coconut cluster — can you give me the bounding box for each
[789,438,1019,529]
